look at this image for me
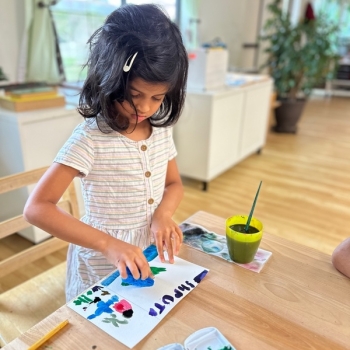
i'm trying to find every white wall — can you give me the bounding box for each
[197,0,248,70]
[0,0,25,83]
[183,0,275,72]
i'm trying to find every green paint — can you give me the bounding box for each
[73,294,93,305]
[226,215,263,264]
[150,266,166,275]
[230,224,259,234]
[226,235,261,264]
[102,313,128,327]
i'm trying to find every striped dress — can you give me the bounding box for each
[54,119,177,301]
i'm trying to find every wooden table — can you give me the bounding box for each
[4,211,350,350]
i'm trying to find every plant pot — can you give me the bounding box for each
[273,98,307,134]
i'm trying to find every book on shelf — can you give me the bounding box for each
[0,81,49,92]
[0,93,66,112]
[5,86,58,99]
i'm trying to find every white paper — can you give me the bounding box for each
[68,255,209,348]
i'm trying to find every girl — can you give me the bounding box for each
[24,3,188,302]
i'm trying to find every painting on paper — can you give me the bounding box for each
[67,245,209,348]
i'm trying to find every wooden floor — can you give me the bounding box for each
[1,96,349,294]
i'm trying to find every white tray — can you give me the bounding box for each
[158,327,235,350]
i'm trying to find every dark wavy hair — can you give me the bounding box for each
[78,4,188,133]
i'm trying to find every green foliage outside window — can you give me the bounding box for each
[52,1,115,83]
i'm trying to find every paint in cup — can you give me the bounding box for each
[225,215,263,264]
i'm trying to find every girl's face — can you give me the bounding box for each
[115,77,169,127]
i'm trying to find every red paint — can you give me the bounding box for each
[113,299,132,313]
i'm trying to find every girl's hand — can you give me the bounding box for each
[23,162,154,281]
[151,213,183,263]
[101,237,153,280]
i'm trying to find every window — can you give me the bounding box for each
[126,0,177,19]
[314,0,350,57]
[51,0,178,83]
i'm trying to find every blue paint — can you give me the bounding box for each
[178,284,191,292]
[122,267,155,287]
[194,269,209,283]
[154,302,166,314]
[148,271,210,317]
[101,270,120,287]
[101,245,158,286]
[87,295,119,320]
[174,289,183,298]
[162,295,174,304]
[143,244,158,262]
[149,308,157,316]
[186,281,195,288]
[92,285,104,292]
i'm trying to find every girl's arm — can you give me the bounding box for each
[23,162,152,280]
[151,158,184,263]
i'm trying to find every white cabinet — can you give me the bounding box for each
[173,76,272,190]
[0,106,84,242]
[239,81,273,159]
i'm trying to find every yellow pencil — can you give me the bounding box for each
[27,319,69,350]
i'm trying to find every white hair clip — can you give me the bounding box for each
[123,52,138,72]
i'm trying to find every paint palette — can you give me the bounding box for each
[158,327,235,350]
[180,222,272,273]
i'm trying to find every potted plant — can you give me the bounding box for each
[260,0,340,133]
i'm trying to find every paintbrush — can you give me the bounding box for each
[244,181,262,233]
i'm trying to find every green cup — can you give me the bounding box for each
[225,215,263,264]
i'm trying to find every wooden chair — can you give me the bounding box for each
[0,166,80,346]
[0,166,79,279]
